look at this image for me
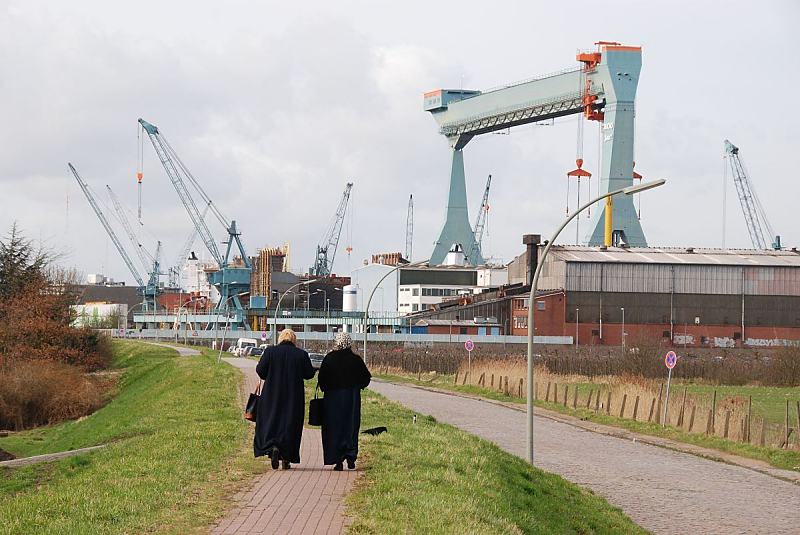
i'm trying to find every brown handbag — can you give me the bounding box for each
[244,381,263,422]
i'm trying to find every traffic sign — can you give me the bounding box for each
[464,339,475,352]
[664,351,677,369]
[261,331,268,342]
[192,330,198,337]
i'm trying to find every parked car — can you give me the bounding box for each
[309,352,325,369]
[249,347,265,358]
[232,338,258,357]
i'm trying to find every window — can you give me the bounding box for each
[536,300,545,311]
[421,304,428,310]
[422,288,431,296]
[662,330,670,338]
[514,298,528,310]
[412,304,419,312]
[412,288,419,296]
[459,327,467,335]
[513,316,528,329]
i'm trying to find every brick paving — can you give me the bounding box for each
[212,358,357,535]
[371,380,800,535]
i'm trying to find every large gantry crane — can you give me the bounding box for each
[424,42,646,263]
[138,119,251,327]
[68,163,160,313]
[310,182,353,277]
[724,140,780,250]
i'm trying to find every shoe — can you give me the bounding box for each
[282,460,291,470]
[333,462,343,471]
[346,458,355,470]
[270,447,280,470]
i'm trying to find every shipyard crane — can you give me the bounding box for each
[467,174,491,264]
[106,185,153,273]
[405,194,414,261]
[68,163,158,312]
[138,119,251,326]
[724,140,780,250]
[425,42,646,263]
[310,182,353,277]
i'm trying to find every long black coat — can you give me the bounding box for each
[254,341,316,462]
[317,348,371,465]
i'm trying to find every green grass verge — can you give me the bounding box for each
[377,373,800,473]
[0,341,262,534]
[347,388,645,534]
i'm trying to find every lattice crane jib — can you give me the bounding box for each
[68,164,157,312]
[724,140,779,250]
[468,174,491,264]
[424,43,646,261]
[138,118,251,325]
[311,182,353,277]
[106,185,152,273]
[405,194,414,261]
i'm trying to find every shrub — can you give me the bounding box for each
[0,360,111,430]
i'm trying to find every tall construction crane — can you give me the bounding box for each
[467,174,491,264]
[106,185,153,273]
[405,194,414,261]
[138,119,251,326]
[310,182,353,277]
[724,140,780,250]
[68,163,158,312]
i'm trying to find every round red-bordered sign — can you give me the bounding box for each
[665,351,677,369]
[464,339,475,352]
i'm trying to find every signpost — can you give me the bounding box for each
[464,339,475,381]
[663,351,677,426]
[261,331,268,342]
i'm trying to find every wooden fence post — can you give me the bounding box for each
[606,391,612,415]
[554,384,559,405]
[462,372,468,386]
[677,387,687,427]
[572,387,578,409]
[688,405,696,432]
[796,401,800,449]
[759,418,766,447]
[417,363,421,381]
[454,371,459,385]
[478,372,485,387]
[595,390,601,412]
[739,418,746,443]
[504,376,509,396]
[586,389,593,409]
[711,390,717,434]
[563,385,569,407]
[545,382,551,402]
[648,398,656,423]
[490,374,494,387]
[705,409,713,436]
[723,410,731,439]
[747,395,752,443]
[519,378,524,398]
[785,400,790,449]
[632,396,640,421]
[656,384,663,425]
[619,394,628,418]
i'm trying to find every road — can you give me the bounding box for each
[370,381,799,535]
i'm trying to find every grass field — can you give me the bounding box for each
[0,341,261,534]
[376,371,800,472]
[347,387,644,534]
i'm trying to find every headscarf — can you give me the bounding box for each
[333,331,352,351]
[278,328,297,344]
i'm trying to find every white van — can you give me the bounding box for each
[232,338,258,357]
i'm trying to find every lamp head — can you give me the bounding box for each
[623,178,665,195]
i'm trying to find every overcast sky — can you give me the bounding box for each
[2,1,798,284]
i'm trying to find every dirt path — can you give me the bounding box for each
[370,381,799,535]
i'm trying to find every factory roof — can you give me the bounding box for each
[547,246,800,267]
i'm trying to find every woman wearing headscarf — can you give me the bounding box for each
[254,329,316,470]
[317,332,371,470]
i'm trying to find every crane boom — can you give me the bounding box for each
[68,163,145,287]
[106,185,152,272]
[138,119,224,266]
[724,140,779,250]
[405,194,414,261]
[311,182,353,276]
[468,174,492,263]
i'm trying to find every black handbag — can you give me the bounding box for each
[244,381,263,422]
[308,385,324,426]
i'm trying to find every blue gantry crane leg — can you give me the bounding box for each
[138,119,252,328]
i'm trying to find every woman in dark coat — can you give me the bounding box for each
[254,329,316,470]
[317,332,371,470]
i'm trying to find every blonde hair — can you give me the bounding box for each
[278,328,297,344]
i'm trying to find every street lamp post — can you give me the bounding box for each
[575,308,580,347]
[274,280,316,345]
[621,307,626,354]
[525,179,666,464]
[363,259,428,366]
[217,292,249,363]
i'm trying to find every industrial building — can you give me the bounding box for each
[408,237,800,348]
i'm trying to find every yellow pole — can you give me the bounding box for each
[604,196,613,246]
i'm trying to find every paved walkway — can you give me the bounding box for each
[371,381,800,535]
[212,358,357,535]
